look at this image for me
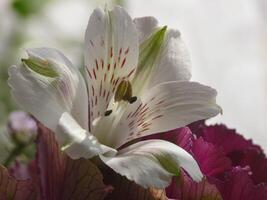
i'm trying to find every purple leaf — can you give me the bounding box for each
[194,124,262,154]
[8,160,35,180]
[214,167,267,200]
[192,137,232,177]
[0,165,37,200]
[36,122,110,200]
[166,171,222,200]
[230,149,267,184]
[36,123,65,199]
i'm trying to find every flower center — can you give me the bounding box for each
[92,80,138,147]
[114,80,137,104]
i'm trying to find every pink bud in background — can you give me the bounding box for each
[8,111,37,144]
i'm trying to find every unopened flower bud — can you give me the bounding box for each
[8,111,37,144]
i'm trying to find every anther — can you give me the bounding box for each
[129,96,137,104]
[104,110,113,116]
[115,80,132,102]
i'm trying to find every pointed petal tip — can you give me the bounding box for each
[101,140,204,189]
[161,25,167,32]
[7,64,16,80]
[102,3,124,12]
[7,65,21,94]
[192,170,204,182]
[179,152,204,183]
[219,105,223,115]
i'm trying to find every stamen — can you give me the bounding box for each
[104,110,113,116]
[115,80,132,102]
[129,96,137,104]
[115,80,138,104]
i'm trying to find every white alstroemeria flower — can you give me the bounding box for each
[8,6,221,188]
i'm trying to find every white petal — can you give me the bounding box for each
[146,29,192,88]
[91,99,142,147]
[101,139,203,188]
[57,112,117,159]
[8,48,88,131]
[84,6,139,126]
[133,16,158,43]
[134,17,191,93]
[111,81,221,148]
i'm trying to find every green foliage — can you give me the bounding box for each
[113,0,124,6]
[11,0,51,17]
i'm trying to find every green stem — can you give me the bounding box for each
[3,144,27,167]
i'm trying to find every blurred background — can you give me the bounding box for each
[0,0,266,161]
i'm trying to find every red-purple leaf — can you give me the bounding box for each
[9,160,34,180]
[166,171,222,200]
[229,149,267,184]
[0,165,37,200]
[36,123,110,200]
[36,123,65,199]
[194,125,262,154]
[214,167,267,200]
[192,137,231,177]
[61,158,111,200]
